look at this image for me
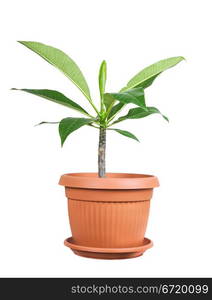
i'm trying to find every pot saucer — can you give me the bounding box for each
[64,237,153,259]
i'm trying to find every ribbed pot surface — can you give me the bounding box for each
[66,188,152,248]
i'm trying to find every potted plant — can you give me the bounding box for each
[12,41,184,259]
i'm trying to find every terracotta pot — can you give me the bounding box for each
[59,173,159,259]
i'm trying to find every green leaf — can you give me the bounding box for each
[11,88,90,116]
[105,87,147,108]
[113,106,169,124]
[59,117,94,146]
[137,73,161,89]
[108,102,125,119]
[18,41,91,100]
[35,121,59,126]
[103,93,115,110]
[111,128,139,142]
[99,60,107,101]
[121,56,185,91]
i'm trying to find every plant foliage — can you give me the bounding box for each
[12,41,184,145]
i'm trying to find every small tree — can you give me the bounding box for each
[12,41,184,177]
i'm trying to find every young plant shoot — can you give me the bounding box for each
[12,41,184,177]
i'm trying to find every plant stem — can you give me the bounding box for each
[98,127,106,177]
[104,100,116,120]
[88,99,100,116]
[88,124,100,129]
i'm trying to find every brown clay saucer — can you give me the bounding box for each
[64,237,153,259]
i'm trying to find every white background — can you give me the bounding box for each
[0,0,212,277]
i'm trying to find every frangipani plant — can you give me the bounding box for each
[12,41,184,177]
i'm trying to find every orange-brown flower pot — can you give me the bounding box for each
[59,173,159,259]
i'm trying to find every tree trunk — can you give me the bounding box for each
[98,127,106,177]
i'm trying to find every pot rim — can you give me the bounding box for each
[59,172,159,189]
